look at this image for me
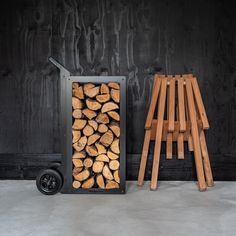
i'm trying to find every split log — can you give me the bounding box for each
[96,94,110,103]
[102,165,113,180]
[85,145,98,156]
[88,120,98,131]
[101,102,119,113]
[95,142,107,154]
[96,154,109,162]
[72,82,79,89]
[83,125,94,136]
[72,167,83,176]
[111,89,120,103]
[86,99,102,111]
[72,130,81,143]
[87,133,101,145]
[92,161,104,173]
[101,83,109,94]
[109,160,120,170]
[98,124,108,133]
[96,174,105,189]
[100,130,114,147]
[72,151,86,159]
[82,109,97,120]
[74,169,90,181]
[83,157,93,168]
[73,86,84,99]
[72,158,83,168]
[109,122,120,137]
[84,86,100,98]
[84,83,95,91]
[72,97,83,109]
[73,136,87,152]
[106,180,119,189]
[107,111,120,121]
[72,180,81,189]
[82,177,95,189]
[108,82,120,90]
[96,113,109,124]
[72,109,82,119]
[72,119,87,130]
[110,138,120,154]
[113,170,120,183]
[107,150,119,160]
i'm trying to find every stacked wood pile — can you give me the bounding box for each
[71,82,121,189]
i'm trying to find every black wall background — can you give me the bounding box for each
[0,0,236,180]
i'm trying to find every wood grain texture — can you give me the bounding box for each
[0,0,236,180]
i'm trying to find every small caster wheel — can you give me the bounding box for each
[36,169,62,195]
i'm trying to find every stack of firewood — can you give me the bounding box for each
[71,82,121,189]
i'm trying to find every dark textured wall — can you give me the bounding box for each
[0,0,236,180]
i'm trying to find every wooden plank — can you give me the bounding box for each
[199,130,214,187]
[177,133,184,159]
[177,76,186,131]
[188,135,194,151]
[166,133,173,159]
[145,75,162,129]
[185,76,206,191]
[137,130,151,186]
[191,77,210,129]
[150,77,167,190]
[168,78,175,132]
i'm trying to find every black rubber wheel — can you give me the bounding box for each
[36,169,62,195]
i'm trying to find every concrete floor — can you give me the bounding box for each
[0,181,235,236]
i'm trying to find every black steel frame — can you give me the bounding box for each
[50,57,126,194]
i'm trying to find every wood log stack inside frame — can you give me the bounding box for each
[72,82,121,190]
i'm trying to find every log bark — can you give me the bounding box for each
[107,150,119,160]
[106,180,119,189]
[96,174,105,189]
[83,125,94,136]
[86,99,102,111]
[102,165,113,180]
[95,142,107,154]
[83,157,93,168]
[72,180,81,189]
[72,97,83,109]
[109,123,120,137]
[84,86,100,98]
[82,109,97,120]
[88,120,98,131]
[109,160,120,170]
[101,83,109,94]
[73,136,87,152]
[110,138,120,154]
[82,177,95,189]
[72,119,87,130]
[96,113,109,124]
[114,170,120,183]
[96,154,109,162]
[108,82,120,90]
[74,169,90,181]
[72,130,81,143]
[111,89,120,103]
[101,102,119,113]
[100,130,114,147]
[72,158,83,168]
[96,94,110,103]
[72,109,82,119]
[72,151,86,159]
[85,145,98,157]
[107,111,120,121]
[92,161,104,173]
[87,133,101,145]
[98,124,108,133]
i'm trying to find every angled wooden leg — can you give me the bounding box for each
[150,77,167,190]
[166,133,173,159]
[199,130,214,187]
[138,129,151,186]
[185,77,206,191]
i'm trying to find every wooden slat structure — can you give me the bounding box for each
[137,74,214,191]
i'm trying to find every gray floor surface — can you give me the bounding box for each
[0,181,235,236]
